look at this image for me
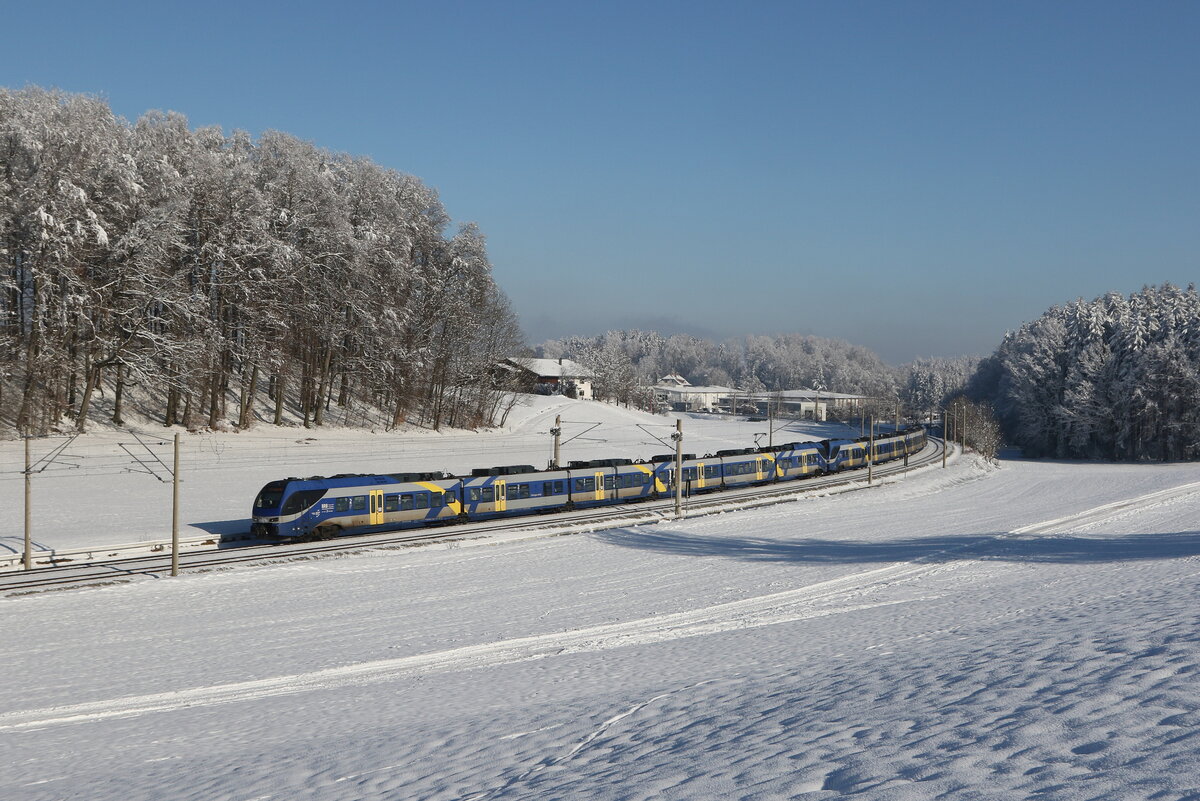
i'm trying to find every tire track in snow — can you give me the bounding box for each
[1009,480,1200,536]
[4,482,1195,732]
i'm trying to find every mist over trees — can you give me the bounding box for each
[0,87,522,435]
[968,283,1200,460]
[539,329,978,414]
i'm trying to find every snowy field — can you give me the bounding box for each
[5,399,1200,800]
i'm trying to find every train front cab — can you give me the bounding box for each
[825,440,866,472]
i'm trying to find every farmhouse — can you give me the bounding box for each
[504,358,594,400]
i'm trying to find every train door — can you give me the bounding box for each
[594,471,605,502]
[494,479,507,512]
[369,489,384,525]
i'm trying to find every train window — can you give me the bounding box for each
[468,488,481,502]
[574,477,594,492]
[415,493,429,509]
[400,495,414,510]
[384,494,399,512]
[482,487,495,502]
[518,484,531,499]
[604,476,615,490]
[431,493,443,508]
[335,497,351,512]
[543,481,555,495]
[352,495,367,511]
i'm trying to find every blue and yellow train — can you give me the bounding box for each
[251,426,928,540]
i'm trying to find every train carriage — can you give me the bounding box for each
[460,465,565,518]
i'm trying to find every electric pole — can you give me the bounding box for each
[673,419,683,518]
[942,407,948,468]
[551,415,561,469]
[172,433,180,577]
[23,436,31,571]
[867,415,874,486]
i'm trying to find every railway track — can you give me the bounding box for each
[0,438,949,595]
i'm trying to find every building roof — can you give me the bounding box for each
[507,357,593,379]
[655,385,736,396]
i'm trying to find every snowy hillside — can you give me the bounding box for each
[4,400,1200,800]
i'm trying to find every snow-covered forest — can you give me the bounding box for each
[970,283,1200,460]
[0,87,522,436]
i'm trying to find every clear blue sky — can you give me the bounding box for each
[4,1,1197,364]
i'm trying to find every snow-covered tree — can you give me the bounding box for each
[972,284,1200,460]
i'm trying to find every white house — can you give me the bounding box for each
[505,358,594,400]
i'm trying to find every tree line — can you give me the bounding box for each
[1,87,522,435]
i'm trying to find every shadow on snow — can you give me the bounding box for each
[592,527,1200,565]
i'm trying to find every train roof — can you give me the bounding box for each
[470,464,537,477]
[568,458,634,469]
[271,472,447,489]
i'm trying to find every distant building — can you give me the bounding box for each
[650,381,861,421]
[505,358,594,400]
[652,381,736,413]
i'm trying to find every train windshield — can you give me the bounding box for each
[254,483,286,510]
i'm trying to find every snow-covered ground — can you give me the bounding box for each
[4,399,1200,800]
